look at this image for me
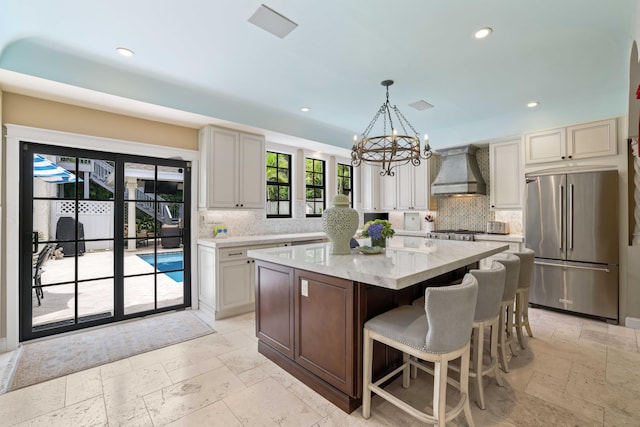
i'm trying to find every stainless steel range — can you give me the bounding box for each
[425,229,484,241]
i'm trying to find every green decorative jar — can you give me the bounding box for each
[321,192,359,255]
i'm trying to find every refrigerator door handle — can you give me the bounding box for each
[568,183,574,249]
[534,260,611,273]
[558,185,563,249]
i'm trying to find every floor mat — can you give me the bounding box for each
[8,310,214,391]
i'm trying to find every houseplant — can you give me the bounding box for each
[361,219,395,248]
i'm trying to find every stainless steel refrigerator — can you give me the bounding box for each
[525,170,618,322]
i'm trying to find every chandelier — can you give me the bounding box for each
[351,80,432,176]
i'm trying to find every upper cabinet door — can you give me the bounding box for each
[209,128,240,208]
[490,139,522,209]
[524,128,566,164]
[566,118,617,160]
[238,133,266,209]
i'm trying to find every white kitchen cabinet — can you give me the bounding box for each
[198,242,291,320]
[197,244,216,314]
[490,139,523,209]
[524,127,566,165]
[524,118,617,165]
[379,171,397,210]
[199,125,265,209]
[566,118,617,160]
[218,248,255,314]
[379,161,431,210]
[359,162,381,211]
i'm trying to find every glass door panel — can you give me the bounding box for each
[22,144,190,341]
[124,275,155,315]
[78,279,115,322]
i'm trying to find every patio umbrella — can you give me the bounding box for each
[33,154,82,183]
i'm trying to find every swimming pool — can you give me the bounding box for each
[138,252,183,282]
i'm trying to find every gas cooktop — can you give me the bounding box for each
[425,230,484,241]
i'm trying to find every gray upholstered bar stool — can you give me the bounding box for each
[511,248,535,349]
[492,254,520,373]
[410,264,506,409]
[467,263,507,409]
[362,275,478,427]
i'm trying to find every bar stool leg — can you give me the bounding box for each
[433,360,448,427]
[362,329,373,419]
[498,303,509,372]
[460,348,475,427]
[490,317,504,387]
[523,289,533,337]
[472,326,485,409]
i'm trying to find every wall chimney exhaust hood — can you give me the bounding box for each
[431,145,486,195]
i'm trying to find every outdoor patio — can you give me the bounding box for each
[32,246,185,329]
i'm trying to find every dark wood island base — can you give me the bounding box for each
[254,259,472,413]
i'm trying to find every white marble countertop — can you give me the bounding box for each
[248,236,509,290]
[474,233,524,243]
[197,232,328,248]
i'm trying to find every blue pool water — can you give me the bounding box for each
[138,252,183,282]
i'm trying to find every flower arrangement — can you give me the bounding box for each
[425,214,435,222]
[361,219,395,240]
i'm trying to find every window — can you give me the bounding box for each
[337,163,353,207]
[305,157,325,217]
[266,151,291,218]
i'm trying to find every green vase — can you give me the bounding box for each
[371,238,386,248]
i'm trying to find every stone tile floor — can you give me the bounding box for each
[0,307,638,426]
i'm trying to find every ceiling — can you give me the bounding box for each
[0,0,637,154]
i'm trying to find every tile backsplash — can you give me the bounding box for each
[431,147,522,234]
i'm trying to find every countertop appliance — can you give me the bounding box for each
[525,170,618,322]
[426,229,484,241]
[486,221,509,235]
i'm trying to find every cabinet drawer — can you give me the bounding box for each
[219,248,248,260]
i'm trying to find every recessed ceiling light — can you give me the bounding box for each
[116,47,134,57]
[300,107,310,112]
[473,27,493,39]
[527,101,540,108]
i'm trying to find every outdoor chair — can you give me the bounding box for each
[33,244,55,306]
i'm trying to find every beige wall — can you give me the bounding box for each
[2,92,198,150]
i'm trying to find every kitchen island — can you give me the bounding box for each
[247,236,508,413]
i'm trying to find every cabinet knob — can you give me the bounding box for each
[568,155,572,159]
[235,204,239,207]
[561,156,565,159]
[240,204,244,207]
[247,260,251,264]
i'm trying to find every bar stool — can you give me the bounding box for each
[467,264,506,409]
[492,254,520,373]
[511,248,535,349]
[410,265,506,409]
[362,275,478,427]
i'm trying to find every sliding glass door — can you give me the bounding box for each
[20,142,191,341]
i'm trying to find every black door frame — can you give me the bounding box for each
[19,142,192,341]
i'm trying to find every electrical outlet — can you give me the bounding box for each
[301,279,308,297]
[199,212,207,222]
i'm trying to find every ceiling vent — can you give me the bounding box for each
[248,4,298,39]
[431,145,486,195]
[409,100,434,111]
